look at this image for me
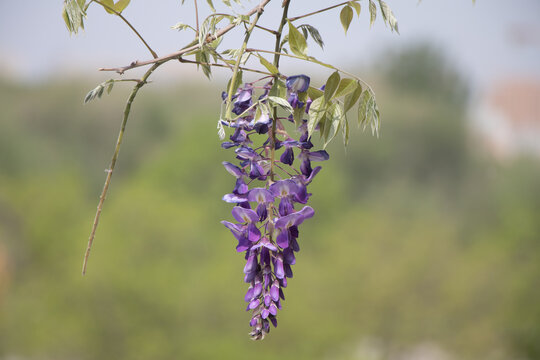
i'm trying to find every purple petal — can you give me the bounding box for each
[308,150,330,161]
[269,315,278,328]
[249,317,259,327]
[279,197,294,216]
[256,203,268,221]
[247,222,261,242]
[274,254,285,279]
[232,206,259,223]
[261,308,270,319]
[248,188,275,204]
[276,230,289,249]
[269,303,278,316]
[264,294,271,307]
[244,254,258,274]
[300,158,312,177]
[235,146,259,160]
[236,237,251,252]
[248,298,260,310]
[233,178,249,195]
[283,248,296,265]
[280,147,294,165]
[306,166,322,184]
[286,75,310,93]
[253,281,263,297]
[293,183,309,204]
[222,161,244,178]
[284,263,293,278]
[270,281,280,301]
[269,180,299,198]
[245,286,254,302]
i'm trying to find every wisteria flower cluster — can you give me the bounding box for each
[220,75,329,340]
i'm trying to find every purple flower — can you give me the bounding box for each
[219,75,328,340]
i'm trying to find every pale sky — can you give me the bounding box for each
[0,0,539,92]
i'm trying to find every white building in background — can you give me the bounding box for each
[473,79,540,159]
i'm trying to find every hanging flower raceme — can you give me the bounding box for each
[220,75,329,340]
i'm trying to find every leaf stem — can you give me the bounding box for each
[82,62,160,276]
[288,1,350,22]
[93,0,158,59]
[179,58,273,76]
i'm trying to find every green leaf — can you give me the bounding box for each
[226,70,243,98]
[100,0,116,14]
[344,81,362,112]
[84,80,115,103]
[62,0,86,34]
[324,103,344,147]
[195,50,212,79]
[307,86,324,100]
[342,114,350,146]
[369,0,377,27]
[378,0,399,33]
[349,1,361,16]
[324,71,341,102]
[270,79,287,98]
[340,6,354,34]
[268,96,294,114]
[171,22,195,32]
[358,89,380,136]
[113,0,130,12]
[307,97,326,137]
[300,24,324,49]
[206,0,216,12]
[258,55,279,75]
[334,78,357,98]
[287,20,308,57]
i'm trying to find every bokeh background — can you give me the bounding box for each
[1,1,540,359]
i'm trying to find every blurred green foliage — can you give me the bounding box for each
[0,45,539,360]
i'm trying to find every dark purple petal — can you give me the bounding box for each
[276,230,289,249]
[293,183,309,204]
[275,206,314,229]
[249,316,259,327]
[256,203,267,221]
[248,188,274,204]
[269,315,278,328]
[232,206,259,223]
[286,75,310,93]
[236,237,251,252]
[300,158,312,177]
[245,270,257,283]
[280,147,294,165]
[308,150,330,161]
[288,92,299,108]
[222,161,244,178]
[290,236,300,252]
[279,197,294,217]
[283,247,296,265]
[230,128,247,143]
[284,263,293,278]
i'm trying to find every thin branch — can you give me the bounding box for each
[178,58,273,76]
[93,0,158,59]
[194,0,200,33]
[288,1,350,22]
[82,62,161,276]
[269,0,291,182]
[98,0,271,74]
